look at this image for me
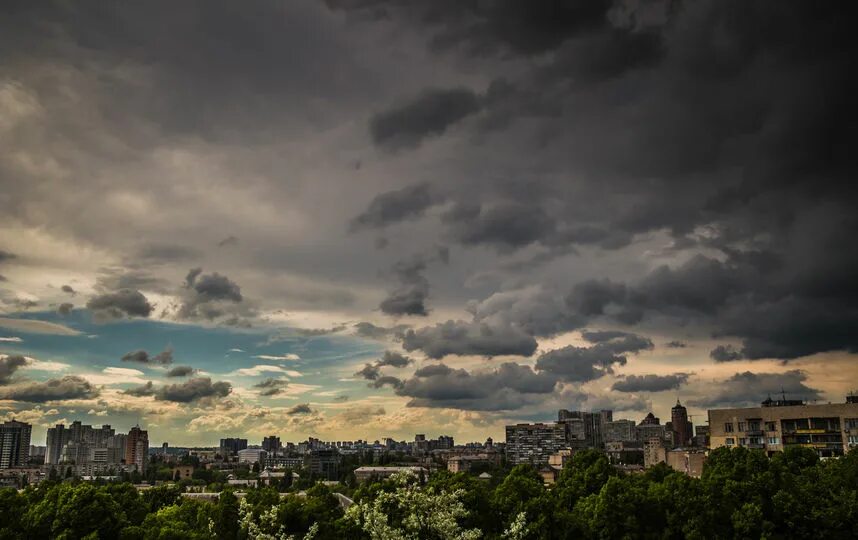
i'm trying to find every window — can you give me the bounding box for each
[725,438,735,446]
[848,436,858,445]
[724,423,734,433]
[767,437,780,445]
[748,421,761,431]
[765,422,777,432]
[846,419,858,429]
[739,438,748,446]
[738,422,747,432]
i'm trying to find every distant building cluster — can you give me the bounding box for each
[1,394,856,488]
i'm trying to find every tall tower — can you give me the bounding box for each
[671,400,690,448]
[126,425,149,472]
[0,420,31,468]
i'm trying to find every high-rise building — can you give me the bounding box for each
[126,426,148,472]
[45,421,124,471]
[635,413,668,443]
[604,419,637,442]
[262,436,281,453]
[505,422,567,465]
[45,423,70,465]
[671,400,692,448]
[219,438,248,456]
[0,420,31,468]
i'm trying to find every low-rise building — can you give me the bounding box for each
[708,396,858,457]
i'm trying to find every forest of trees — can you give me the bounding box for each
[0,446,856,539]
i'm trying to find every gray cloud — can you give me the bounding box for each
[665,340,687,348]
[165,365,196,377]
[155,377,232,403]
[86,289,154,321]
[370,87,481,149]
[370,375,404,390]
[612,373,690,393]
[136,243,201,263]
[353,322,411,340]
[377,350,412,368]
[350,183,443,231]
[176,269,251,322]
[121,348,174,365]
[0,355,27,384]
[123,381,156,397]
[355,363,380,381]
[535,333,651,383]
[690,370,822,408]
[0,375,99,402]
[468,286,585,338]
[60,285,76,295]
[710,345,743,362]
[253,377,289,396]
[286,403,313,415]
[56,303,74,316]
[395,362,557,411]
[402,320,538,359]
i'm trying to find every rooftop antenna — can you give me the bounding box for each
[781,387,787,402]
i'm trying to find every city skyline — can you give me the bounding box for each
[2,0,857,446]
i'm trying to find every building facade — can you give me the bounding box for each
[0,420,31,469]
[505,422,568,465]
[671,400,693,448]
[126,426,148,472]
[708,397,858,457]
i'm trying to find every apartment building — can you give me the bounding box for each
[708,396,858,457]
[505,422,567,465]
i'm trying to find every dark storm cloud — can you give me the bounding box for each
[0,355,27,384]
[177,268,250,322]
[402,320,538,359]
[121,348,174,365]
[355,363,380,381]
[326,0,614,57]
[56,303,74,316]
[441,202,558,251]
[60,285,76,295]
[370,375,404,390]
[379,256,431,316]
[690,370,822,408]
[166,365,196,377]
[286,403,313,415]
[710,345,743,362]
[612,373,690,393]
[155,377,231,403]
[665,340,687,348]
[394,362,557,411]
[535,334,652,383]
[350,183,443,231]
[370,87,482,148]
[377,350,412,368]
[86,289,154,321]
[468,287,585,338]
[353,322,410,340]
[123,381,156,397]
[254,377,289,396]
[0,375,98,402]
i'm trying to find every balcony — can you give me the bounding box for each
[746,430,765,437]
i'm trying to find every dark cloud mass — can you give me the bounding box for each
[286,403,313,415]
[86,289,154,321]
[370,87,481,148]
[155,377,232,403]
[121,348,174,365]
[0,376,99,402]
[0,355,28,384]
[253,378,289,396]
[612,373,690,393]
[350,183,442,231]
[710,345,743,362]
[166,365,196,377]
[690,371,822,408]
[402,320,538,359]
[123,381,156,397]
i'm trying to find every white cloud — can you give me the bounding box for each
[0,318,81,335]
[103,367,145,377]
[234,364,291,376]
[0,336,22,342]
[255,354,300,361]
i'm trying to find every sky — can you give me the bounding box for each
[0,0,856,446]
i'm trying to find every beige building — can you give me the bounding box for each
[666,450,707,478]
[708,396,858,458]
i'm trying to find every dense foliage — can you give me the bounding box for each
[1,447,856,539]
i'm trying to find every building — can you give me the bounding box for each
[0,420,31,469]
[237,448,267,464]
[605,440,644,464]
[219,438,248,457]
[126,426,148,472]
[262,436,281,453]
[354,466,428,483]
[505,422,568,465]
[708,396,858,457]
[307,449,341,480]
[603,419,637,443]
[643,438,667,468]
[558,410,610,449]
[671,400,693,448]
[666,450,707,478]
[692,425,710,448]
[446,453,498,473]
[45,421,126,473]
[171,465,194,480]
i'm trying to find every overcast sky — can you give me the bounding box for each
[1,0,855,446]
